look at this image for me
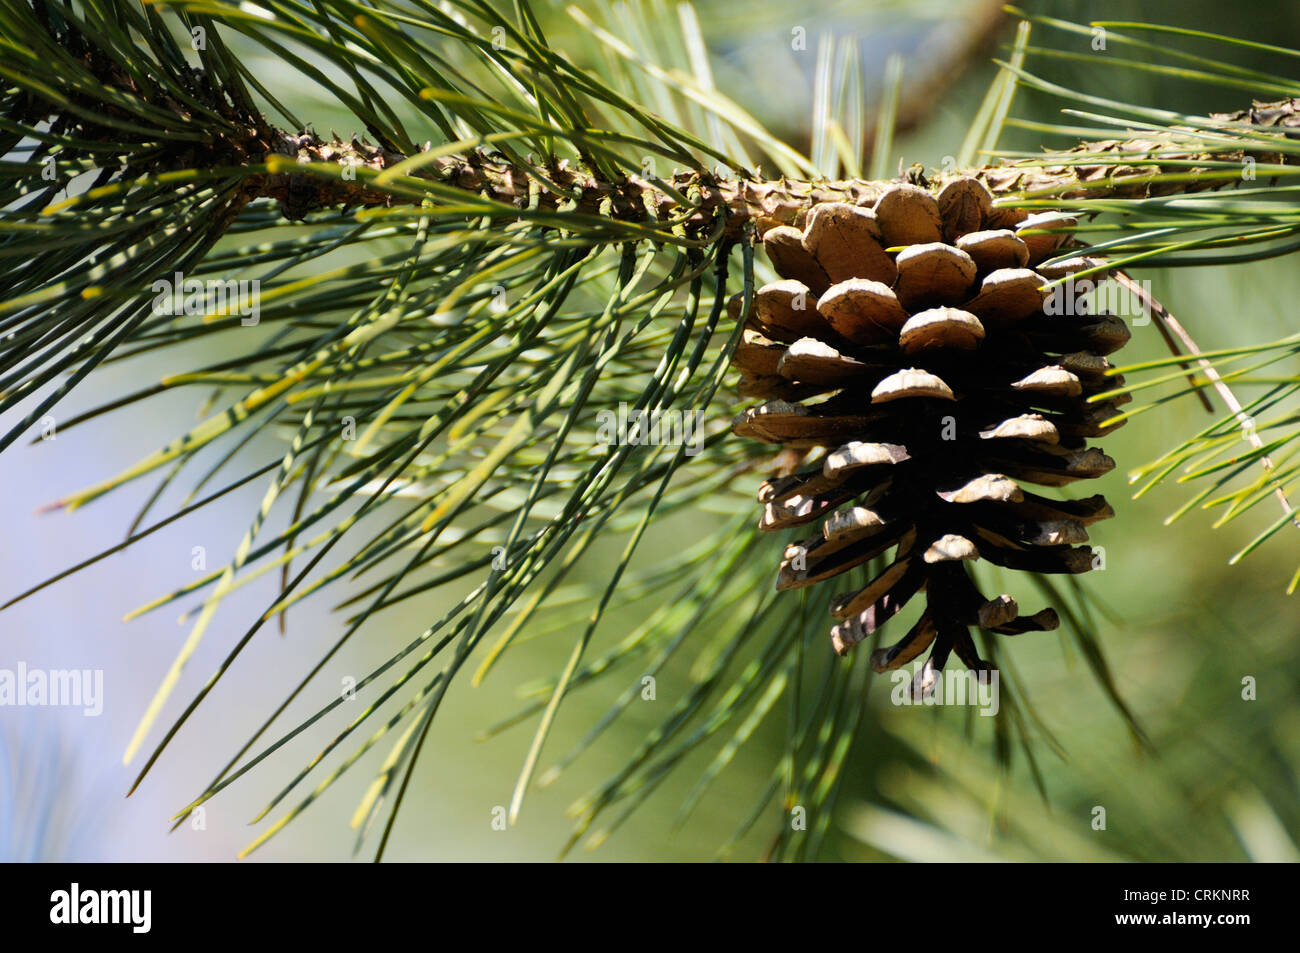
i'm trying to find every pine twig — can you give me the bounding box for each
[1119,271,1215,414]
[1115,272,1300,532]
[250,99,1299,234]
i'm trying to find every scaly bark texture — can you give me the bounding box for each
[10,0,1297,235]
[256,99,1299,235]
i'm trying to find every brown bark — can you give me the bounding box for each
[248,99,1299,238]
[19,4,1297,240]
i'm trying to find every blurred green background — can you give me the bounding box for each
[2,0,1299,861]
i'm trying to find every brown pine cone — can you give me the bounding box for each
[729,177,1130,696]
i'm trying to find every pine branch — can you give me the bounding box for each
[11,0,1296,237]
[1116,272,1300,534]
[7,0,1300,862]
[189,97,1300,235]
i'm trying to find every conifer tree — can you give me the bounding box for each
[3,0,1298,859]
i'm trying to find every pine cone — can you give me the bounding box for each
[729,177,1130,695]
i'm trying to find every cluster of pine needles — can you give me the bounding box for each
[1,0,1299,858]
